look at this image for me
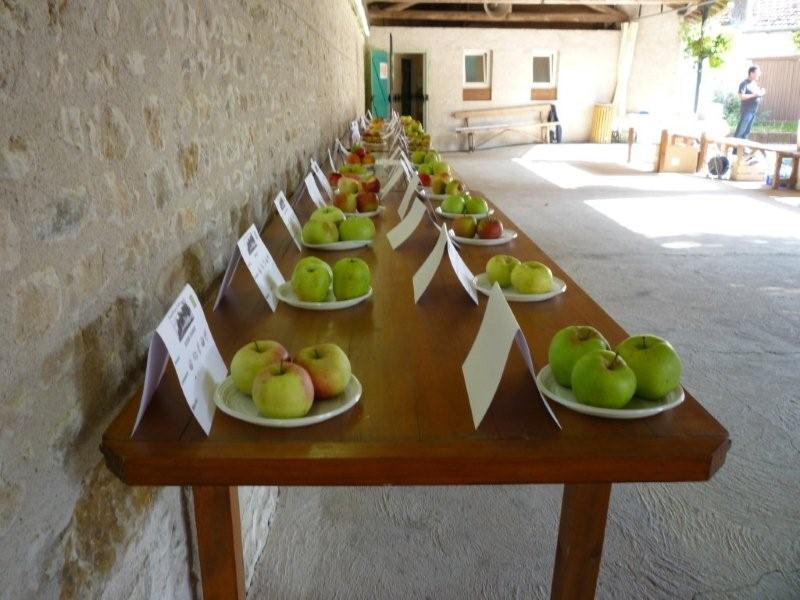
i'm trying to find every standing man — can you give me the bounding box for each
[733,65,766,139]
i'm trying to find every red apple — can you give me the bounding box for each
[354,146,366,159]
[333,192,357,213]
[419,173,432,187]
[293,343,352,399]
[346,152,361,165]
[452,216,478,238]
[476,217,504,239]
[362,176,380,193]
[356,191,380,213]
[328,172,342,187]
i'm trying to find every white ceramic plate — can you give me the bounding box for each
[302,239,372,251]
[435,206,494,220]
[344,206,384,219]
[448,229,518,246]
[473,272,566,302]
[535,364,685,419]
[214,375,362,428]
[275,282,372,310]
[421,187,448,201]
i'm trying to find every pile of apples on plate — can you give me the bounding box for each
[548,326,683,408]
[411,150,453,191]
[402,116,430,150]
[230,340,352,418]
[486,255,554,294]
[328,169,380,195]
[363,123,383,144]
[452,215,505,240]
[301,206,375,245]
[345,144,375,166]
[332,180,380,215]
[441,193,490,216]
[291,256,371,302]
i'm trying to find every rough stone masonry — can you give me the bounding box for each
[0,1,365,597]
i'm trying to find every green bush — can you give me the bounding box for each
[713,91,740,129]
[793,31,800,51]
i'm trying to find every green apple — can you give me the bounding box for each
[510,261,553,294]
[432,161,450,175]
[547,326,610,388]
[464,196,489,215]
[616,335,682,399]
[431,175,450,194]
[302,220,339,245]
[293,343,352,399]
[252,361,314,418]
[445,180,464,195]
[332,257,371,300]
[424,150,440,164]
[411,150,427,164]
[230,340,289,395]
[452,215,477,238]
[441,195,465,214]
[294,256,332,278]
[485,255,521,288]
[291,258,332,301]
[571,350,637,408]
[337,178,361,195]
[338,216,375,241]
[310,206,345,224]
[418,163,433,176]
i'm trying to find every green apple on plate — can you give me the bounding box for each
[464,196,489,215]
[411,150,427,164]
[616,335,682,399]
[432,161,450,175]
[424,150,441,164]
[229,340,289,395]
[441,195,466,214]
[310,205,345,224]
[418,163,433,176]
[252,361,314,418]
[485,255,521,288]
[337,178,361,195]
[510,261,553,294]
[571,350,637,408]
[294,343,352,399]
[291,258,332,301]
[332,258,371,300]
[338,216,375,241]
[302,220,339,245]
[445,180,465,196]
[547,325,610,388]
[452,215,477,238]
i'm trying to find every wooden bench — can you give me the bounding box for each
[452,104,559,152]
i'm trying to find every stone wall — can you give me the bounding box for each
[0,1,365,597]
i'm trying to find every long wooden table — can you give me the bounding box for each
[101,172,730,599]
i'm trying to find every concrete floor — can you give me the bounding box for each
[249,145,800,599]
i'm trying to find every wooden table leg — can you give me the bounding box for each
[773,154,782,190]
[627,127,634,163]
[192,486,246,600]
[550,483,612,600]
[789,157,799,189]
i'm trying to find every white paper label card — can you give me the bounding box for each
[462,283,561,430]
[310,159,334,201]
[514,330,561,429]
[387,198,427,250]
[274,191,303,251]
[413,226,448,303]
[237,224,285,311]
[328,148,337,171]
[398,173,420,218]
[336,138,348,157]
[304,173,327,209]
[380,165,405,200]
[446,235,479,304]
[133,285,227,436]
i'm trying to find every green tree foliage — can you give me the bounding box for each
[682,23,732,68]
[793,31,800,51]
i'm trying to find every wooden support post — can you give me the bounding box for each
[790,156,799,189]
[192,486,246,600]
[551,483,612,600]
[697,132,708,173]
[657,129,669,172]
[772,152,782,190]
[627,127,635,163]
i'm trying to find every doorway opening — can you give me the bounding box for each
[392,53,426,127]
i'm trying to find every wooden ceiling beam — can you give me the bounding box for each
[368,8,628,23]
